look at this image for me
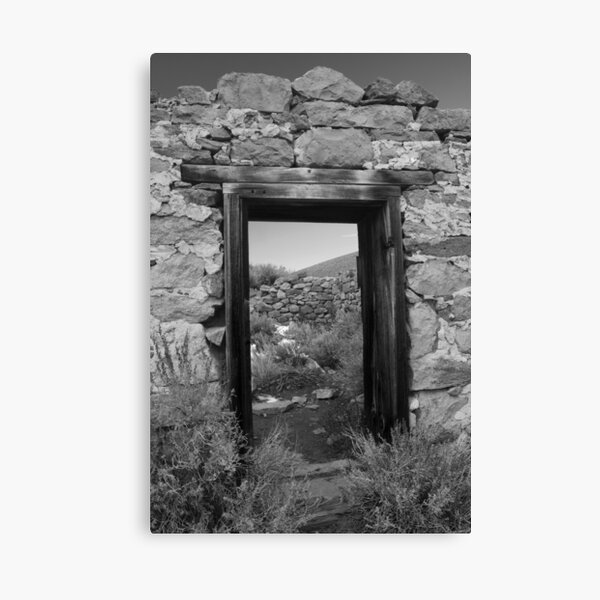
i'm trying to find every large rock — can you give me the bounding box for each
[217,72,292,112]
[294,128,373,168]
[151,216,222,245]
[406,260,470,297]
[455,326,471,354]
[171,104,224,126]
[394,81,438,108]
[411,353,471,390]
[373,140,456,171]
[362,77,397,103]
[150,318,219,390]
[410,387,470,429]
[304,101,413,129]
[151,253,205,289]
[408,302,439,358]
[417,108,471,132]
[150,291,222,323]
[292,66,364,103]
[230,138,294,166]
[177,85,211,105]
[452,289,471,320]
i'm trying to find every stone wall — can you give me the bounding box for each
[249,272,359,325]
[150,65,471,430]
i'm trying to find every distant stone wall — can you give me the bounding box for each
[249,272,359,325]
[150,65,471,431]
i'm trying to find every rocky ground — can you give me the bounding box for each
[252,386,362,532]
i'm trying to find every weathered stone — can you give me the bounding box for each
[410,387,470,429]
[362,77,397,103]
[151,217,222,246]
[217,72,292,112]
[373,140,455,171]
[406,260,470,297]
[205,326,226,346]
[295,128,373,168]
[292,66,363,104]
[231,138,294,167]
[288,305,299,313]
[151,107,169,122]
[315,388,336,400]
[171,104,225,126]
[209,126,232,141]
[304,101,413,129]
[150,291,222,323]
[394,81,439,108]
[417,108,471,132]
[409,236,471,257]
[178,85,211,105]
[452,289,471,320]
[370,129,439,142]
[179,187,221,207]
[151,253,205,289]
[150,318,219,391]
[411,354,471,390]
[252,399,297,415]
[185,151,214,165]
[455,326,471,354]
[408,302,439,358]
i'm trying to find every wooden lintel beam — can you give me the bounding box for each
[180,165,434,186]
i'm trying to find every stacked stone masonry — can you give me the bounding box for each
[150,66,471,430]
[249,272,360,325]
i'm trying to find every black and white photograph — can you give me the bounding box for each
[150,53,471,533]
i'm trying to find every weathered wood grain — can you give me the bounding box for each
[182,165,434,186]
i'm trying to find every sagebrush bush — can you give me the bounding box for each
[249,312,278,338]
[249,263,290,288]
[151,390,310,533]
[346,426,471,533]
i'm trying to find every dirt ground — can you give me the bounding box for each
[252,385,362,463]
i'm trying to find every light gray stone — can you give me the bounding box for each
[411,354,471,390]
[151,253,205,289]
[304,101,413,129]
[295,128,373,168]
[205,326,226,346]
[150,292,222,323]
[409,302,439,358]
[171,104,225,126]
[151,217,222,246]
[230,137,294,167]
[252,399,297,415]
[417,108,471,132]
[177,86,211,105]
[217,72,292,112]
[452,290,471,320]
[406,260,470,297]
[292,66,364,103]
[315,388,336,400]
[455,326,471,354]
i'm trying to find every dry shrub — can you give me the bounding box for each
[151,393,310,533]
[346,426,471,533]
[249,263,290,288]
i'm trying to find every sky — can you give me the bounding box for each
[151,54,470,270]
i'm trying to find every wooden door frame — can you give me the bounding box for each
[181,165,415,442]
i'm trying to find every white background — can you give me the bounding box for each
[1,2,599,598]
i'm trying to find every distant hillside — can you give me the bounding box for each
[296,251,359,277]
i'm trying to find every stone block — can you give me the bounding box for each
[178,86,211,105]
[231,137,294,167]
[408,302,439,358]
[406,259,470,297]
[217,72,292,112]
[295,128,373,168]
[417,107,471,132]
[292,66,364,103]
[304,101,413,129]
[411,354,471,390]
[151,253,205,289]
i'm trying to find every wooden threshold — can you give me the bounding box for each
[181,165,434,186]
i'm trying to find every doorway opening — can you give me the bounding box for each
[224,181,410,451]
[248,221,363,463]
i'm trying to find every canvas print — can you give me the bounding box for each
[150,53,471,533]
